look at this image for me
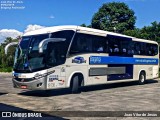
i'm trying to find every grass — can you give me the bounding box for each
[0,67,12,72]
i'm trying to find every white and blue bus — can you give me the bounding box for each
[5,25,159,93]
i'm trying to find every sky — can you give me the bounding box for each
[0,0,160,42]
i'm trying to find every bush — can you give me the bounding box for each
[0,67,12,72]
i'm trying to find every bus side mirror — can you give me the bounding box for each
[5,42,18,55]
[38,38,66,53]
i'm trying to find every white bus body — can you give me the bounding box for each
[5,25,159,93]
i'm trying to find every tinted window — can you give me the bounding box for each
[20,37,31,49]
[28,30,74,70]
[70,33,92,54]
[69,33,108,55]
[70,33,158,56]
[51,30,75,54]
[134,42,141,55]
[44,30,74,66]
[30,34,48,51]
[133,42,158,56]
[92,35,107,53]
[107,35,132,56]
[146,43,158,56]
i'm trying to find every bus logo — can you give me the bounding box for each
[90,56,102,64]
[72,57,86,64]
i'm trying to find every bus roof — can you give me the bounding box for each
[23,25,158,44]
[23,25,77,36]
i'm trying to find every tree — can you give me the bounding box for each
[123,28,141,38]
[80,23,91,28]
[124,21,160,43]
[80,24,87,27]
[91,2,136,33]
[140,21,160,43]
[0,37,19,72]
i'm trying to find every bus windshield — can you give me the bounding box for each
[14,34,48,72]
[14,30,74,73]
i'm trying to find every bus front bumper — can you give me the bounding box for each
[12,78,47,90]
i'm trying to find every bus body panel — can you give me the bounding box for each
[12,69,48,90]
[133,54,159,80]
[46,66,66,89]
[65,54,89,86]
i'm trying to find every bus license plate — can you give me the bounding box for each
[21,85,27,89]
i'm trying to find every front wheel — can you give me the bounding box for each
[71,76,80,94]
[138,72,146,85]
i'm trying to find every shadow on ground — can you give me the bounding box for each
[0,103,68,120]
[0,92,8,96]
[18,79,158,97]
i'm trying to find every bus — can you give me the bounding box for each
[5,25,159,93]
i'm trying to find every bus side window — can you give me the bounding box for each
[107,38,116,54]
[92,36,108,53]
[96,44,104,52]
[141,42,147,55]
[69,33,92,55]
[80,39,89,52]
[69,35,82,54]
[146,43,151,55]
[151,44,158,56]
[146,43,158,56]
[134,42,141,55]
[113,44,119,53]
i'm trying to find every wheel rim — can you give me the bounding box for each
[140,74,145,82]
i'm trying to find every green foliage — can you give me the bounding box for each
[0,67,12,72]
[80,23,91,28]
[140,21,160,42]
[0,37,19,72]
[123,28,141,38]
[91,2,136,33]
[80,24,87,27]
[124,21,160,43]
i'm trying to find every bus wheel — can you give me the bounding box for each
[71,75,80,94]
[138,71,146,85]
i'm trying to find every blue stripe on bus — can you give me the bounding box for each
[89,56,159,65]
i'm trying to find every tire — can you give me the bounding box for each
[71,76,80,94]
[138,72,146,85]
